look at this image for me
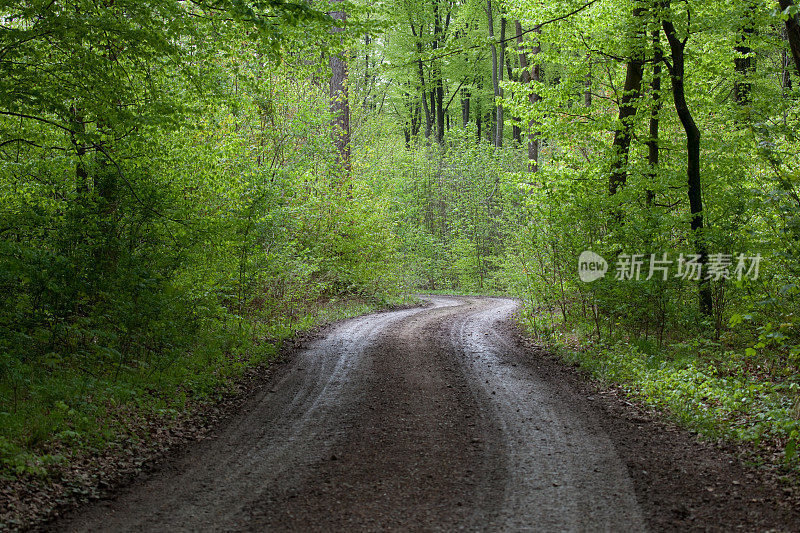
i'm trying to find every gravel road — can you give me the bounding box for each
[49,296,800,532]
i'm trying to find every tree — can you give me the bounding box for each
[330,1,351,175]
[734,5,756,106]
[646,27,664,204]
[661,0,712,315]
[608,5,646,195]
[779,0,800,77]
[486,0,507,147]
[515,21,541,172]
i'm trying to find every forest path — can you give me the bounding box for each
[50,297,800,532]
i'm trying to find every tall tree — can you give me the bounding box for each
[515,21,542,172]
[486,0,504,147]
[609,6,646,195]
[646,27,664,205]
[662,0,713,315]
[779,0,800,77]
[734,4,756,106]
[409,17,434,139]
[329,2,351,175]
[432,0,452,144]
[496,15,507,147]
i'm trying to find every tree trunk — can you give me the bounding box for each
[663,5,713,315]
[584,72,592,107]
[487,0,501,147]
[516,21,542,172]
[734,6,756,105]
[410,20,433,139]
[70,105,89,195]
[329,5,350,176]
[646,28,663,205]
[779,0,800,77]
[461,87,471,127]
[609,7,646,195]
[416,101,422,136]
[476,84,483,140]
[433,1,445,144]
[495,16,506,147]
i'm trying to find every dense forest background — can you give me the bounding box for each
[3,0,800,508]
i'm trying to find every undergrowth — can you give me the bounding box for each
[0,294,410,482]
[519,308,800,474]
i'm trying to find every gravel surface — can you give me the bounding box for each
[45,296,800,532]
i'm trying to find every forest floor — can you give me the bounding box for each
[37,296,800,531]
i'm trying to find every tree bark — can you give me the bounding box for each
[663,4,713,315]
[584,72,592,107]
[646,28,663,205]
[461,87,471,127]
[609,7,645,195]
[487,0,501,147]
[70,105,89,195]
[410,20,433,139]
[476,80,483,140]
[432,0,446,144]
[516,21,541,172]
[734,6,756,106]
[329,5,350,176]
[779,0,800,77]
[495,16,506,147]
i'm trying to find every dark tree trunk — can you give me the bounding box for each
[512,124,522,144]
[329,5,350,176]
[487,0,501,147]
[412,99,422,137]
[432,1,443,143]
[435,80,444,142]
[461,87,471,127]
[734,6,756,105]
[476,83,483,140]
[584,73,592,107]
[495,16,506,147]
[410,20,433,139]
[647,28,663,205]
[779,0,800,77]
[70,106,89,195]
[609,7,645,195]
[663,6,713,316]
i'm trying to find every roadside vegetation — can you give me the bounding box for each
[3,0,800,527]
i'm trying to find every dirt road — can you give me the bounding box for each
[50,297,800,531]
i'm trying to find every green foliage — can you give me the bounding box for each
[355,0,800,470]
[357,126,523,292]
[0,0,405,484]
[544,336,800,466]
[4,0,800,490]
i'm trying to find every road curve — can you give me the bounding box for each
[52,296,645,532]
